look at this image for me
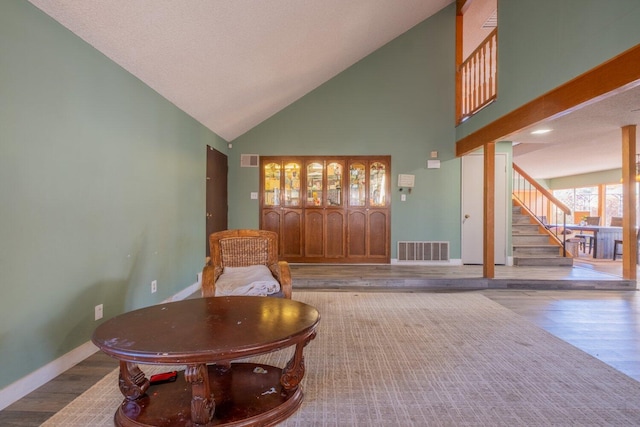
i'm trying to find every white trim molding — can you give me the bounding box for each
[0,341,98,410]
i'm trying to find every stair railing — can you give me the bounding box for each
[512,163,572,256]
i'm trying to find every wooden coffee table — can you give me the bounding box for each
[92,296,319,426]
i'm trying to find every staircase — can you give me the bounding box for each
[512,202,573,267]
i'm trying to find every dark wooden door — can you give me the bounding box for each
[304,208,324,258]
[206,146,228,257]
[325,209,346,258]
[262,207,303,258]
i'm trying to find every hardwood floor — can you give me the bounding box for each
[289,257,637,290]
[1,262,638,426]
[0,352,118,426]
[484,289,640,381]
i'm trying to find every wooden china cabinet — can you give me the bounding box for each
[260,156,390,263]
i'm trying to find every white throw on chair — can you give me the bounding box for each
[201,229,292,298]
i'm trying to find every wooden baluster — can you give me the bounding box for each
[471,56,477,112]
[481,44,486,104]
[464,63,470,116]
[489,34,498,98]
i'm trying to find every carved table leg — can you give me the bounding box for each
[118,361,150,400]
[185,363,214,426]
[281,332,316,390]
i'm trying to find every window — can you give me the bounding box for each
[553,187,598,224]
[554,184,639,226]
[605,184,623,226]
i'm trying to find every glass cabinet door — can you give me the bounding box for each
[283,162,301,207]
[369,161,387,206]
[263,162,281,206]
[349,162,366,206]
[306,162,323,206]
[326,161,343,206]
[260,155,390,263]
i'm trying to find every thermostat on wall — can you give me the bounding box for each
[398,174,415,188]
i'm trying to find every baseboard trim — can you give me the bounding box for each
[0,281,200,411]
[0,341,98,411]
[162,281,200,303]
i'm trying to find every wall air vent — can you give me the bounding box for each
[397,241,450,262]
[240,154,259,167]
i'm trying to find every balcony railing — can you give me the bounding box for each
[457,28,497,123]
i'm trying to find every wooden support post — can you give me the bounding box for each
[483,142,495,278]
[598,184,606,220]
[621,125,637,280]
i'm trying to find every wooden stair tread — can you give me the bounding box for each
[512,201,573,267]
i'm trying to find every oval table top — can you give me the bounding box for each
[92,296,320,365]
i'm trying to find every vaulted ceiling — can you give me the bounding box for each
[27,1,640,180]
[28,0,453,142]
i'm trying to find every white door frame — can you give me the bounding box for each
[461,153,508,265]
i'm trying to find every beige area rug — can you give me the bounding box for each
[43,291,640,426]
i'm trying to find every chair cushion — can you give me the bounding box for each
[215,265,280,296]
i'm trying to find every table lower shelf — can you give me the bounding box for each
[115,363,303,427]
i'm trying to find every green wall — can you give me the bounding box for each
[0,1,227,390]
[548,169,622,190]
[229,5,459,257]
[456,0,640,141]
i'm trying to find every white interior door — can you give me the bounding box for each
[461,153,507,265]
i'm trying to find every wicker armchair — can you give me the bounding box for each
[202,229,292,299]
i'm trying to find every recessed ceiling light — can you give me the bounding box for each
[531,129,552,135]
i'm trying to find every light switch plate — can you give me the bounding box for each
[250,192,258,200]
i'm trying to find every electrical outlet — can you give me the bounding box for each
[151,280,157,293]
[95,304,103,321]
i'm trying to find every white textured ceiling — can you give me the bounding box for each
[506,85,640,180]
[28,0,453,142]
